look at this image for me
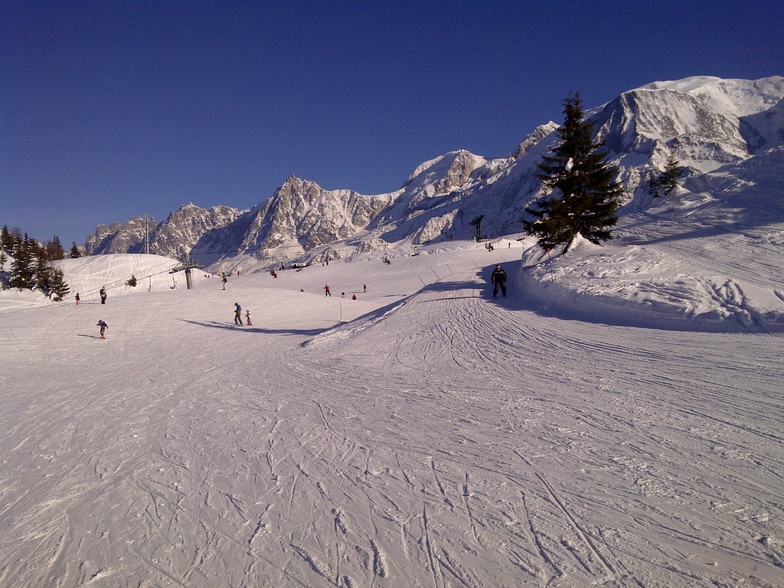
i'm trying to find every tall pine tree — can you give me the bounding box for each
[10,235,35,290]
[45,235,65,260]
[50,268,70,301]
[659,152,686,196]
[523,94,623,251]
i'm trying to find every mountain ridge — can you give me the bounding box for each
[82,76,784,270]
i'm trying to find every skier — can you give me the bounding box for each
[324,284,331,296]
[234,303,243,326]
[75,292,80,305]
[222,274,228,290]
[97,320,108,339]
[99,287,107,304]
[246,309,252,326]
[491,265,507,299]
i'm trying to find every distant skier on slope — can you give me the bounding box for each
[99,287,107,304]
[246,309,252,326]
[234,303,243,326]
[491,265,507,299]
[324,284,331,296]
[97,320,108,339]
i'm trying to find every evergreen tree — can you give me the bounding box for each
[1,225,12,253]
[50,268,70,301]
[70,242,82,258]
[35,256,54,295]
[2,226,22,255]
[659,152,686,196]
[523,94,623,251]
[45,235,65,260]
[10,235,35,290]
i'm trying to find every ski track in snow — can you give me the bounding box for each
[2,245,784,587]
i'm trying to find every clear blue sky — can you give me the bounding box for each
[2,0,782,247]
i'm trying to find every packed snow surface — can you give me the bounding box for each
[2,195,784,586]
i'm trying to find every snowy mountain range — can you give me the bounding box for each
[84,76,784,269]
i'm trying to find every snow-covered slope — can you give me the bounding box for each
[3,74,783,588]
[1,235,782,587]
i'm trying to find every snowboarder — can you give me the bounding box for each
[324,284,331,296]
[234,303,243,326]
[491,265,507,298]
[97,320,108,339]
[245,309,252,326]
[99,287,107,304]
[75,292,80,305]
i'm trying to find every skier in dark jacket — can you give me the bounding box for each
[99,287,107,304]
[491,265,507,298]
[97,320,108,339]
[234,303,243,326]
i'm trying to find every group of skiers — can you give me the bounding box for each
[233,302,252,326]
[323,284,364,299]
[89,264,508,340]
[73,287,109,338]
[75,286,106,306]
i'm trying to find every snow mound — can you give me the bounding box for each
[521,231,784,332]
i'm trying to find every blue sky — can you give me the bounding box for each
[2,0,783,247]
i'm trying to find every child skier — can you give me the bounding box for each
[245,309,252,326]
[97,320,108,339]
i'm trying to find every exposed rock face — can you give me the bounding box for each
[85,217,151,255]
[593,89,751,169]
[152,204,244,260]
[226,176,394,257]
[85,205,242,258]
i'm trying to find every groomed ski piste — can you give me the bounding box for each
[2,189,784,587]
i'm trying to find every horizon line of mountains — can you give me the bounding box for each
[84,75,784,269]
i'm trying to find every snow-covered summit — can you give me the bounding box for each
[639,75,784,117]
[592,76,784,175]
